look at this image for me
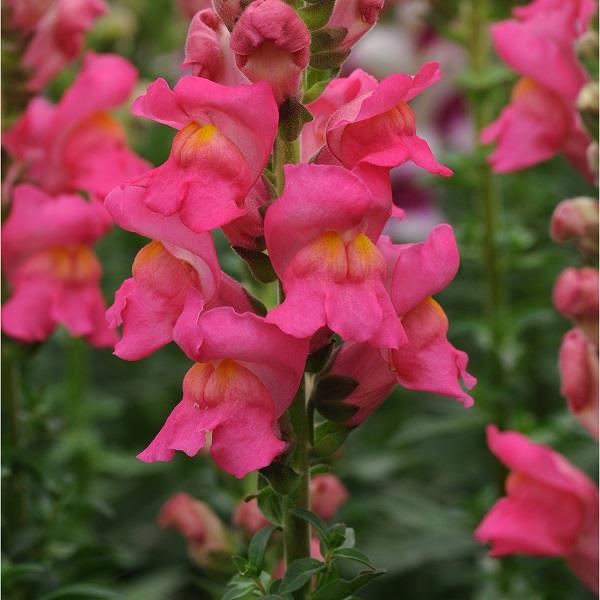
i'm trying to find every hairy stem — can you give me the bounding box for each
[273,135,300,195]
[284,377,312,598]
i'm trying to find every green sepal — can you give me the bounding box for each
[278,98,314,142]
[311,421,350,458]
[310,375,359,422]
[260,461,301,496]
[310,27,347,53]
[309,49,351,70]
[299,0,335,30]
[232,246,278,283]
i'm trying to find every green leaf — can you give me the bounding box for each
[325,524,347,550]
[260,461,300,495]
[232,247,277,283]
[289,508,329,542]
[38,585,121,600]
[310,464,331,476]
[222,582,257,600]
[298,0,335,29]
[278,98,314,142]
[257,486,284,526]
[311,421,350,458]
[310,570,385,600]
[279,558,325,594]
[311,374,359,422]
[232,555,249,573]
[248,526,278,573]
[331,548,375,570]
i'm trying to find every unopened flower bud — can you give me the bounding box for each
[183,8,245,85]
[233,497,270,535]
[559,328,599,439]
[159,493,230,568]
[554,267,599,342]
[230,0,310,103]
[326,0,385,51]
[310,474,349,520]
[551,197,599,256]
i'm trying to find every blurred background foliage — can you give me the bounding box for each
[1,0,597,598]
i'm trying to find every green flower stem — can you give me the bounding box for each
[468,0,507,401]
[273,135,300,195]
[283,378,312,599]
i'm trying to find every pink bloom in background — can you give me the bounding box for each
[326,0,385,52]
[138,308,308,478]
[233,498,271,536]
[230,0,310,103]
[159,492,229,567]
[322,63,452,178]
[551,197,599,247]
[3,53,148,199]
[124,76,278,232]
[475,425,599,593]
[481,78,589,174]
[553,267,599,325]
[483,0,593,175]
[310,474,349,521]
[8,0,107,90]
[183,9,246,85]
[265,164,405,349]
[105,181,253,360]
[559,328,599,439]
[2,184,115,347]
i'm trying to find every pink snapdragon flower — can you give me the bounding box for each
[138,308,308,478]
[306,63,452,178]
[159,492,230,567]
[230,0,310,103]
[3,53,148,199]
[8,0,107,90]
[482,0,593,175]
[265,164,405,349]
[182,9,246,85]
[475,425,599,593]
[105,182,252,360]
[310,474,349,521]
[121,76,278,232]
[2,184,115,347]
[326,0,385,52]
[559,328,599,439]
[330,225,476,425]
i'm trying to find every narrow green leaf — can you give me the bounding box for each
[257,486,283,526]
[331,548,375,570]
[310,570,385,600]
[260,461,300,495]
[279,558,325,594]
[289,508,329,542]
[248,526,278,572]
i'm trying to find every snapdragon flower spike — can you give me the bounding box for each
[265,164,405,349]
[559,328,599,439]
[182,9,247,85]
[326,0,385,52]
[8,0,107,90]
[2,184,115,347]
[105,181,251,360]
[475,425,599,593]
[230,0,310,103]
[138,308,308,478]
[323,63,452,177]
[3,53,148,198]
[125,76,278,232]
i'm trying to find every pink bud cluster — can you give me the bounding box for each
[2,17,148,345]
[482,0,595,177]
[96,0,475,480]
